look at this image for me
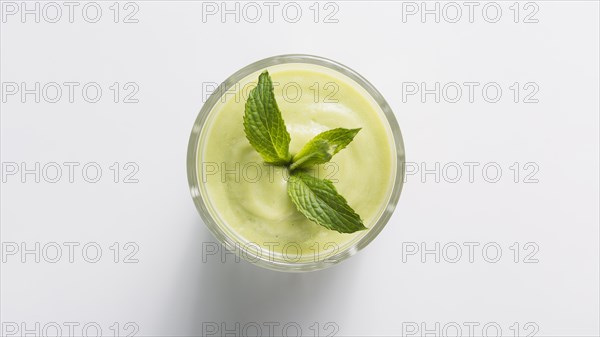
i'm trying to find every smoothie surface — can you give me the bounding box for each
[198,63,396,261]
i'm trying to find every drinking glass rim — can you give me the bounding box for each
[187,54,406,272]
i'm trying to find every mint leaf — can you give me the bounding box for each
[287,171,366,234]
[243,71,291,165]
[290,128,361,170]
[242,72,365,234]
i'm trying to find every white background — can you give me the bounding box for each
[1,1,599,336]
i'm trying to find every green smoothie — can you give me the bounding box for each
[197,63,396,263]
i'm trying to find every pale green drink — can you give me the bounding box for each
[196,62,398,265]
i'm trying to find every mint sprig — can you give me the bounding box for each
[288,172,366,233]
[243,70,365,234]
[243,71,292,165]
[290,128,361,171]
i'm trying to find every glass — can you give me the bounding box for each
[187,54,405,272]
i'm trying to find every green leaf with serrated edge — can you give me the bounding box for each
[290,128,360,171]
[287,171,366,234]
[243,71,291,165]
